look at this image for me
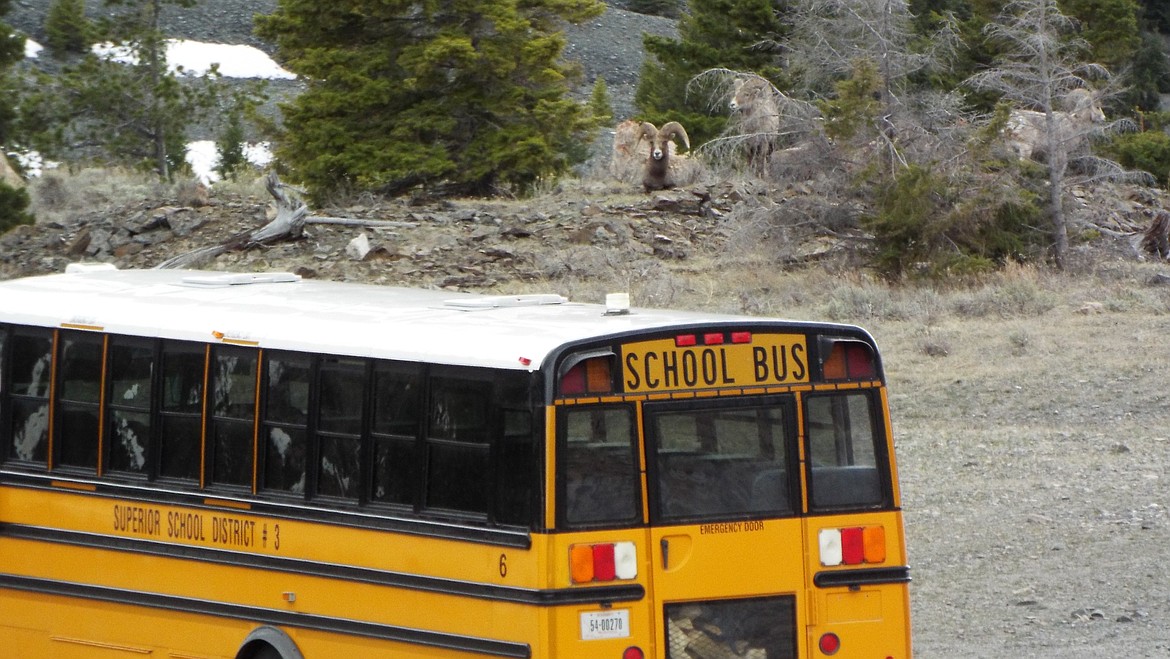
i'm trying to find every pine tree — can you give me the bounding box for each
[634,0,789,146]
[1058,0,1141,70]
[215,109,248,182]
[19,0,223,180]
[588,77,614,127]
[255,0,604,200]
[0,0,32,232]
[45,0,91,57]
[0,0,26,147]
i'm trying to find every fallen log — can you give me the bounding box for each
[1141,210,1170,260]
[156,171,309,269]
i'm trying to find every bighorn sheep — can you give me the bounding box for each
[729,76,781,174]
[1005,88,1105,161]
[635,121,690,192]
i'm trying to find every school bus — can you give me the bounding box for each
[0,265,910,658]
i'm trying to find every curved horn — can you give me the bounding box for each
[660,121,690,151]
[637,121,659,144]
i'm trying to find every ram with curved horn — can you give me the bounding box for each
[637,121,690,192]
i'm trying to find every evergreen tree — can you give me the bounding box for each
[1058,0,1141,70]
[20,0,224,180]
[634,0,789,146]
[215,108,248,182]
[0,0,26,146]
[1124,30,1170,111]
[1138,0,1170,32]
[588,77,614,127]
[45,0,91,56]
[255,0,604,200]
[0,0,26,236]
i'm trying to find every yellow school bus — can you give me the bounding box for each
[0,266,910,658]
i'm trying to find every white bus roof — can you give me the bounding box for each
[0,268,834,371]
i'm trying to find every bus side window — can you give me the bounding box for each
[106,338,154,475]
[315,358,365,499]
[7,329,52,465]
[560,406,640,527]
[209,346,257,488]
[261,353,311,495]
[371,364,422,507]
[805,393,885,510]
[158,343,205,481]
[425,376,491,514]
[492,375,538,527]
[54,331,103,472]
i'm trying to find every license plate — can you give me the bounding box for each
[580,609,630,640]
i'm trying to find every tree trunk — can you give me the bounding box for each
[155,172,308,269]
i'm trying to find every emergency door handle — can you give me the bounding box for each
[660,538,669,569]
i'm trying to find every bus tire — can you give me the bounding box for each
[238,626,305,659]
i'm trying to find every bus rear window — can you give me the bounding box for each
[560,406,640,527]
[806,392,886,510]
[647,397,795,522]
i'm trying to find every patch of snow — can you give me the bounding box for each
[92,39,295,80]
[185,140,275,184]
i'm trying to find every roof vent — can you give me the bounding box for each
[181,272,301,287]
[65,263,119,274]
[444,294,567,309]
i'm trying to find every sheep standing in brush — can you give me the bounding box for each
[637,121,690,192]
[729,76,781,175]
[1005,88,1106,161]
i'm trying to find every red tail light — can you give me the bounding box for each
[841,527,864,565]
[592,544,616,580]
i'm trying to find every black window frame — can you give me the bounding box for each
[52,329,104,473]
[104,335,157,479]
[555,402,642,530]
[206,345,259,490]
[644,394,800,525]
[156,340,207,484]
[4,326,54,467]
[803,389,892,512]
[259,350,314,498]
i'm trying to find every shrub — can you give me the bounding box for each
[0,182,34,234]
[1102,129,1170,186]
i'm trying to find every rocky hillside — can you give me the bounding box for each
[2,0,1165,293]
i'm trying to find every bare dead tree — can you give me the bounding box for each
[780,0,966,178]
[964,0,1143,268]
[155,171,308,269]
